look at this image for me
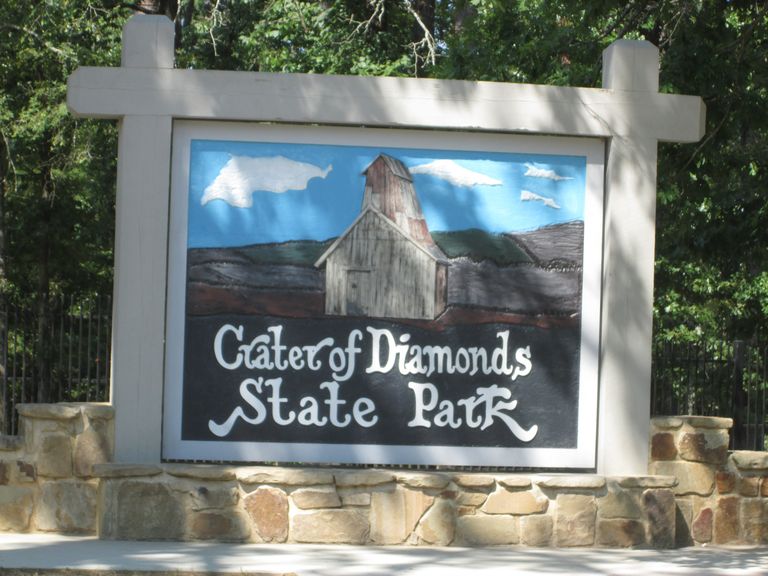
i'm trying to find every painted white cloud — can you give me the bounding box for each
[409,159,502,188]
[202,155,333,208]
[521,189,561,209]
[523,163,573,182]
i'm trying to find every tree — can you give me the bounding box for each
[0,1,124,402]
[1,0,765,357]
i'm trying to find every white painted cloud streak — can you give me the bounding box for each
[409,159,502,187]
[521,189,561,209]
[202,155,333,208]
[523,163,573,181]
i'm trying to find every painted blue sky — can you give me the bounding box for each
[187,140,587,249]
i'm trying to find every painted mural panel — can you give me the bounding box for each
[164,122,604,468]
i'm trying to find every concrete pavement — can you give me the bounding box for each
[0,534,765,575]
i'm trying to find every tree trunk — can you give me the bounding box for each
[0,136,7,432]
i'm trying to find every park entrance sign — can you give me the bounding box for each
[166,123,603,467]
[67,15,704,474]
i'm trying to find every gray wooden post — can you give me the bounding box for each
[109,16,174,462]
[599,40,664,474]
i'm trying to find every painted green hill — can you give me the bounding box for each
[432,229,533,265]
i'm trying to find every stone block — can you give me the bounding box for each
[738,477,760,497]
[453,474,495,489]
[37,434,73,478]
[291,509,369,544]
[17,403,81,420]
[397,472,449,490]
[616,476,677,489]
[457,506,475,516]
[238,467,334,486]
[114,481,185,540]
[291,487,341,510]
[189,484,239,511]
[642,489,676,549]
[340,491,371,507]
[731,451,768,471]
[0,461,8,485]
[651,417,683,430]
[456,514,518,546]
[680,416,732,429]
[243,486,288,543]
[715,471,735,494]
[416,499,455,545]
[482,488,547,515]
[741,499,767,545]
[650,461,714,496]
[538,476,605,490]
[596,518,646,547]
[651,433,677,461]
[456,491,488,507]
[93,463,162,478]
[555,494,595,547]
[691,507,713,543]
[762,476,768,497]
[73,423,112,478]
[166,464,237,481]
[334,470,394,487]
[35,481,97,533]
[678,431,729,465]
[21,416,69,453]
[497,476,532,489]
[0,485,35,531]
[713,496,740,544]
[520,514,553,547]
[598,484,641,520]
[370,487,433,544]
[189,510,250,541]
[76,402,114,421]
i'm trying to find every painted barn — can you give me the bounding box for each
[315,154,449,320]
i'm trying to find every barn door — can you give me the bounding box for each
[345,269,372,316]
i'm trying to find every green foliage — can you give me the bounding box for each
[0,0,765,347]
[0,1,125,302]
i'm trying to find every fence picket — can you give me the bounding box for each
[1,296,112,435]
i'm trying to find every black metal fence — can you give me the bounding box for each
[651,338,767,451]
[1,295,766,450]
[1,295,112,435]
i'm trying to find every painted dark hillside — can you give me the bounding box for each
[186,240,330,317]
[511,221,584,267]
[188,239,333,268]
[186,221,584,318]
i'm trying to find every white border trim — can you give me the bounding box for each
[164,121,604,469]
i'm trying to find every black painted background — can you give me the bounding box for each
[181,315,582,449]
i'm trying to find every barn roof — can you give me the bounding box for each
[361,154,412,181]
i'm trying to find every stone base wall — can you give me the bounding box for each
[93,463,677,547]
[1,403,765,547]
[0,403,113,533]
[650,416,768,546]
